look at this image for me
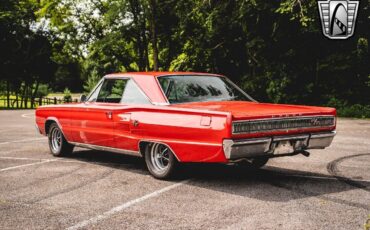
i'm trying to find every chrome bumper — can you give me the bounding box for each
[223,131,336,160]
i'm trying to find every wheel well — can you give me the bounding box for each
[45,120,56,135]
[138,141,150,157]
[138,141,180,162]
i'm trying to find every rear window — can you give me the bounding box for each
[158,75,252,104]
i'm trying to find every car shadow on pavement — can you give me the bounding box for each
[66,149,370,210]
[66,149,149,175]
[183,163,370,210]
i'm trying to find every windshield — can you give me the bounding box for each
[158,75,253,104]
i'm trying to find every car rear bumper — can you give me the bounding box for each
[222,131,336,160]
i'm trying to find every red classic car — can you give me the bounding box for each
[35,72,336,179]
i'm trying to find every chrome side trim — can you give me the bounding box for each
[69,142,141,157]
[152,102,170,106]
[138,138,221,147]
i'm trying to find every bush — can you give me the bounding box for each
[35,84,50,98]
[327,98,370,118]
[83,69,100,93]
[63,88,72,102]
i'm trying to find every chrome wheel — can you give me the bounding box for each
[50,127,62,153]
[144,142,178,179]
[150,143,170,172]
[47,123,74,156]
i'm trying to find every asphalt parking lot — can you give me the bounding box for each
[0,110,369,230]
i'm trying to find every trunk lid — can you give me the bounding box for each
[171,101,336,120]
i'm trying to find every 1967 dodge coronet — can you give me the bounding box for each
[35,72,336,179]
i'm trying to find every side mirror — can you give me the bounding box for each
[79,94,87,102]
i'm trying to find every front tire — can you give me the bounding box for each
[144,143,178,179]
[48,123,74,157]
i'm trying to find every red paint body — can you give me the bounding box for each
[35,72,336,163]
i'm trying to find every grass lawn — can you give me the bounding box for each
[47,93,82,100]
[0,96,34,109]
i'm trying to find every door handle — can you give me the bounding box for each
[106,111,113,119]
[132,120,139,127]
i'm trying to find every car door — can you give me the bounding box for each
[71,77,128,147]
[113,78,152,151]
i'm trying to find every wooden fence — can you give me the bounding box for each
[0,97,78,109]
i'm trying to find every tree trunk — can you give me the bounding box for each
[149,0,159,71]
[141,5,150,71]
[31,81,39,108]
[24,84,29,109]
[21,83,27,108]
[6,80,10,108]
[16,92,19,108]
[129,0,145,71]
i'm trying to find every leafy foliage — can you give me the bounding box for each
[63,88,72,101]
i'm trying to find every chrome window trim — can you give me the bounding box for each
[87,75,153,105]
[232,115,336,134]
[222,76,257,102]
[154,75,170,104]
[86,78,104,102]
[121,77,153,105]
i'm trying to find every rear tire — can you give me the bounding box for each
[48,123,74,157]
[144,143,178,179]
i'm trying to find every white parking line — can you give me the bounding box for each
[0,128,19,133]
[66,179,190,230]
[21,113,34,118]
[0,149,18,155]
[0,156,43,161]
[0,137,46,145]
[0,159,58,172]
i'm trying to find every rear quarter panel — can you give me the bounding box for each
[115,106,231,162]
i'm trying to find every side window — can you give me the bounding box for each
[87,81,103,102]
[96,79,128,103]
[121,80,150,104]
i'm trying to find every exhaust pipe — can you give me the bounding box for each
[300,150,310,157]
